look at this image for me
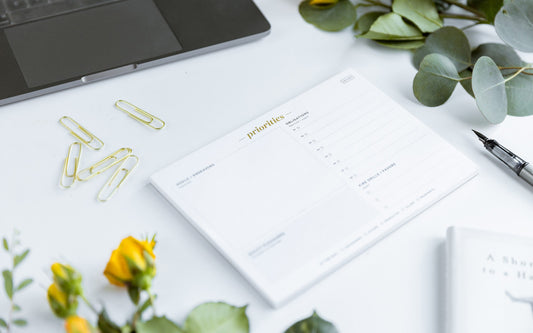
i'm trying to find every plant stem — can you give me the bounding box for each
[361,0,390,9]
[440,13,488,23]
[146,289,157,316]
[442,0,485,17]
[6,236,14,333]
[80,294,99,315]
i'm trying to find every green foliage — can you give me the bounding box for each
[98,310,123,333]
[2,271,13,300]
[136,317,184,333]
[358,13,423,41]
[413,27,471,71]
[299,0,356,31]
[284,311,339,333]
[392,0,442,33]
[413,54,461,106]
[468,0,503,23]
[495,0,533,52]
[183,302,249,333]
[472,56,508,123]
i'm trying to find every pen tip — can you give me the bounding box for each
[472,129,488,143]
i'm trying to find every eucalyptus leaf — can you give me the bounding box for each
[0,318,6,328]
[376,40,425,49]
[413,54,461,107]
[459,69,474,97]
[354,11,385,34]
[467,0,503,23]
[136,316,184,333]
[359,13,424,41]
[2,238,8,252]
[495,0,533,52]
[12,304,21,312]
[299,0,356,32]
[392,0,442,33]
[284,312,339,333]
[505,73,533,116]
[13,249,29,268]
[2,270,13,300]
[184,302,249,333]
[433,0,451,12]
[472,56,508,123]
[413,27,471,71]
[472,43,525,67]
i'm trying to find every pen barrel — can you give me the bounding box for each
[518,164,533,186]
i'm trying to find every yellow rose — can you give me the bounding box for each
[309,0,339,6]
[47,283,78,319]
[103,236,156,290]
[51,263,83,296]
[65,316,93,333]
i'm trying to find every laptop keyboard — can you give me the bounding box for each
[0,0,121,27]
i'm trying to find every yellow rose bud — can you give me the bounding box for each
[47,283,78,319]
[51,263,83,296]
[309,0,339,6]
[65,316,93,333]
[104,236,156,290]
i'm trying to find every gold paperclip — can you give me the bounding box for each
[59,142,82,189]
[114,100,166,130]
[77,148,132,181]
[97,155,139,202]
[59,116,104,150]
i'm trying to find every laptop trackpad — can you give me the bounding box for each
[5,0,182,88]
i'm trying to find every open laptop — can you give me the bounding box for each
[0,0,270,106]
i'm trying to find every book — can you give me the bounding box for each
[151,69,477,307]
[447,227,533,332]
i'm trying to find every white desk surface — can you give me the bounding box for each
[2,1,533,331]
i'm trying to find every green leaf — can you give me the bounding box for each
[299,0,356,32]
[354,11,386,34]
[359,13,424,41]
[495,0,533,52]
[184,302,249,333]
[12,304,21,312]
[392,0,442,33]
[136,316,184,333]
[13,249,30,268]
[472,56,508,123]
[459,69,474,97]
[98,310,122,333]
[127,286,140,305]
[468,0,503,23]
[0,318,7,328]
[2,238,8,252]
[16,278,33,291]
[376,40,425,49]
[413,54,461,106]
[433,0,451,12]
[413,27,471,71]
[12,319,27,327]
[472,43,525,68]
[505,73,533,116]
[284,311,339,333]
[2,270,13,300]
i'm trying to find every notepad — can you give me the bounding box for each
[151,69,478,307]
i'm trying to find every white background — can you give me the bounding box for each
[2,0,533,331]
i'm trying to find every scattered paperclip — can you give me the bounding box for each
[59,142,82,189]
[77,148,132,181]
[59,116,104,150]
[97,155,139,202]
[114,100,166,130]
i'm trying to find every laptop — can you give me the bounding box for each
[0,0,270,106]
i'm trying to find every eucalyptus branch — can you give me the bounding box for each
[440,13,489,23]
[442,0,485,17]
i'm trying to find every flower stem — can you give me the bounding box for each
[146,289,157,316]
[80,294,99,315]
[440,13,488,23]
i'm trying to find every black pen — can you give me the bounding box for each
[473,130,533,186]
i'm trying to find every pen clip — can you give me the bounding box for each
[59,116,104,150]
[114,100,166,130]
[97,155,139,202]
[59,142,82,189]
[77,148,132,181]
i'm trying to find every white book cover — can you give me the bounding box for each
[447,227,533,333]
[151,69,477,307]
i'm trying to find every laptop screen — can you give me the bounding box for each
[5,0,182,88]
